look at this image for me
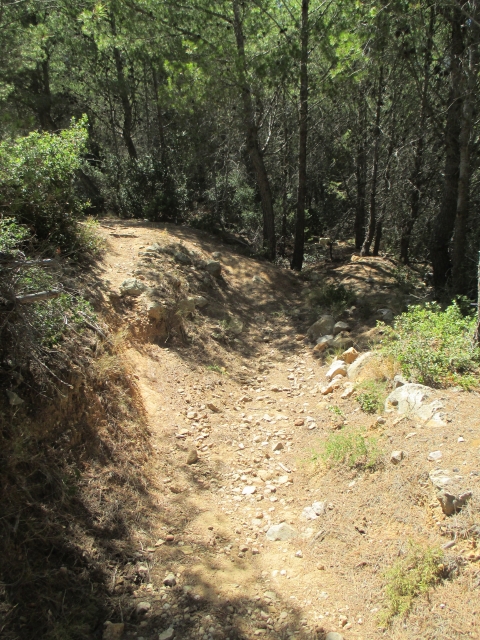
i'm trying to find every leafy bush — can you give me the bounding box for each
[306,283,356,316]
[381,302,479,388]
[381,542,444,624]
[322,427,380,469]
[0,117,89,251]
[356,380,387,414]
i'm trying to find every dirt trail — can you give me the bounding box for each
[95,220,480,640]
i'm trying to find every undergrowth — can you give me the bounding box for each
[305,282,356,317]
[356,380,388,414]
[380,542,444,625]
[381,302,479,388]
[321,427,381,469]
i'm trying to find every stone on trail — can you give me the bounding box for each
[307,315,335,342]
[163,573,176,587]
[347,351,374,381]
[326,360,347,381]
[120,278,147,296]
[207,402,220,412]
[428,450,442,462]
[146,300,165,320]
[158,627,175,640]
[325,633,344,640]
[390,450,405,464]
[186,448,199,464]
[272,442,284,451]
[205,260,222,277]
[341,383,354,399]
[103,622,125,640]
[136,601,151,615]
[242,485,257,495]
[313,335,334,354]
[376,308,394,323]
[174,251,191,265]
[266,523,297,541]
[385,383,444,422]
[341,347,359,364]
[333,321,351,335]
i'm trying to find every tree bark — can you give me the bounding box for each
[354,88,367,250]
[361,66,383,256]
[452,9,478,294]
[232,0,276,260]
[400,7,435,265]
[110,13,137,160]
[430,5,464,293]
[291,0,309,271]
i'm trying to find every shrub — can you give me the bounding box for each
[306,283,356,316]
[381,542,444,624]
[0,117,88,251]
[322,427,380,469]
[356,380,388,414]
[381,302,479,388]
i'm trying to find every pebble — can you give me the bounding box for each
[428,451,443,462]
[272,442,284,451]
[243,485,257,495]
[186,448,199,464]
[390,450,405,464]
[294,419,305,426]
[325,633,344,640]
[158,627,175,640]
[266,523,297,541]
[163,573,176,587]
[136,601,151,615]
[295,550,303,558]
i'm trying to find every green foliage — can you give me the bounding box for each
[356,380,387,414]
[381,542,444,624]
[0,218,29,256]
[0,117,88,251]
[306,283,356,316]
[322,427,380,469]
[328,404,344,417]
[381,302,479,388]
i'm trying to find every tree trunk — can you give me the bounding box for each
[430,5,464,293]
[361,66,383,256]
[152,64,168,163]
[354,89,367,250]
[291,0,309,271]
[452,10,478,294]
[232,0,276,260]
[31,57,57,131]
[110,13,137,160]
[400,7,435,265]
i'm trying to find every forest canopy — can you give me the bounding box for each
[1,0,479,296]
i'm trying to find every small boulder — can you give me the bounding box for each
[376,308,394,323]
[205,261,222,277]
[146,300,165,321]
[136,601,151,616]
[326,360,347,381]
[307,315,335,342]
[163,573,177,587]
[428,450,442,462]
[120,278,147,297]
[333,321,351,335]
[347,351,374,381]
[174,251,191,265]
[313,335,334,353]
[386,383,443,421]
[332,333,354,349]
[341,347,359,364]
[266,523,297,541]
[325,633,344,640]
[341,383,354,399]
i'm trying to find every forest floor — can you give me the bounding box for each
[88,220,480,640]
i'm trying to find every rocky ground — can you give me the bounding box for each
[91,220,480,640]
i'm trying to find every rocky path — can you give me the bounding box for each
[97,221,480,640]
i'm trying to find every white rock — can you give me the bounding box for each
[428,450,442,462]
[158,627,175,640]
[385,383,443,421]
[347,351,374,381]
[266,523,297,541]
[341,384,354,399]
[326,360,347,381]
[390,450,405,464]
[242,485,257,495]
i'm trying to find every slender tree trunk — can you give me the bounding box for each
[110,13,137,160]
[361,66,383,256]
[430,5,464,293]
[452,12,479,294]
[152,65,168,163]
[400,7,435,265]
[291,0,309,271]
[354,89,367,250]
[232,0,276,260]
[280,97,289,257]
[31,56,57,131]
